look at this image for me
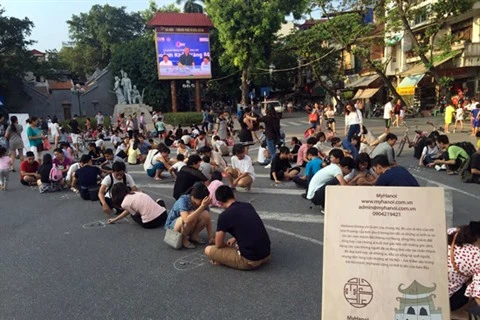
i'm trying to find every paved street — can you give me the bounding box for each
[1,112,479,320]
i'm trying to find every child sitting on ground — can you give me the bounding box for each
[199,155,213,181]
[208,171,224,207]
[168,154,186,180]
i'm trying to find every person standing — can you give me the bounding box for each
[344,102,362,141]
[26,116,45,163]
[5,116,24,171]
[383,97,393,133]
[95,112,104,127]
[204,186,271,270]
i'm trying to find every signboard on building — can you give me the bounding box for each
[155,27,211,80]
[322,186,449,320]
[397,86,415,96]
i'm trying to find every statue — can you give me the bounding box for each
[131,85,142,104]
[113,76,126,104]
[121,70,132,104]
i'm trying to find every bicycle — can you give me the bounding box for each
[396,122,426,157]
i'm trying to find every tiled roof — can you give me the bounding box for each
[147,13,213,28]
[47,80,73,90]
[31,49,45,55]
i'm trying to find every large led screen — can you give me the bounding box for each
[156,32,211,80]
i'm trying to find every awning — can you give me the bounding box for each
[346,74,380,88]
[399,51,461,77]
[398,74,425,87]
[353,88,381,99]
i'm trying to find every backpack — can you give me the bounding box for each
[452,141,476,157]
[459,157,473,183]
[144,149,159,171]
[49,164,63,182]
[105,173,127,196]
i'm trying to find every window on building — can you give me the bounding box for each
[451,19,473,42]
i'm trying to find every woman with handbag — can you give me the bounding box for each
[108,182,167,229]
[5,116,25,172]
[448,221,480,320]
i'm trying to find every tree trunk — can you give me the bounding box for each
[241,50,251,106]
[395,0,441,84]
[363,58,407,107]
[170,80,177,113]
[195,80,201,112]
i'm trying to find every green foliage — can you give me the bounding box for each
[205,0,309,103]
[109,35,171,111]
[0,6,35,91]
[140,0,180,22]
[65,5,144,76]
[163,112,203,126]
[60,117,112,132]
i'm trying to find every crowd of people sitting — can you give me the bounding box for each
[0,97,479,274]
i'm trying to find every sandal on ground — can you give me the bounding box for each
[183,242,196,249]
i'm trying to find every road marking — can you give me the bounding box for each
[265,225,323,246]
[286,121,303,126]
[140,183,304,196]
[210,208,323,224]
[412,174,480,200]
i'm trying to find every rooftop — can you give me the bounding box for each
[147,13,214,28]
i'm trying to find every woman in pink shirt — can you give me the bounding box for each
[108,183,167,229]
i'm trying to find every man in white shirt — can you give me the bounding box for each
[306,149,354,212]
[225,144,255,190]
[159,55,173,66]
[383,97,394,133]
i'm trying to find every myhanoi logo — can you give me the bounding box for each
[175,41,186,48]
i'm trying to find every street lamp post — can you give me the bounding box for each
[182,80,195,111]
[71,84,85,117]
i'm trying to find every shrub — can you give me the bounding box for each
[163,112,203,126]
[60,117,112,132]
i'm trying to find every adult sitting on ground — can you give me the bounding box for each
[370,133,397,165]
[270,146,300,184]
[20,151,40,186]
[198,145,227,173]
[165,183,214,249]
[470,148,480,183]
[204,186,271,270]
[447,221,480,320]
[72,155,101,200]
[306,149,354,212]
[345,153,377,186]
[433,134,470,175]
[108,183,167,229]
[173,155,208,200]
[98,161,138,214]
[225,144,255,191]
[371,155,419,186]
[146,144,172,181]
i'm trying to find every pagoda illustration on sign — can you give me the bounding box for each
[394,280,443,320]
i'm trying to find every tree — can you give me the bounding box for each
[65,5,144,75]
[140,0,180,22]
[109,35,171,111]
[176,0,204,13]
[205,0,308,105]
[0,6,35,91]
[387,0,475,85]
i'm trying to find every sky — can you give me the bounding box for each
[1,0,180,51]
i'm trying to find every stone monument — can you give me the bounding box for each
[112,70,154,132]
